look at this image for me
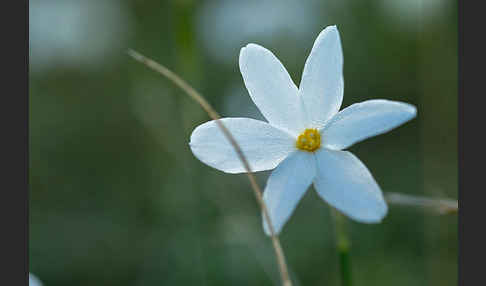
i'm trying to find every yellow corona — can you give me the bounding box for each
[296,128,321,152]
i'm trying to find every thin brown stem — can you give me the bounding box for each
[127,49,292,286]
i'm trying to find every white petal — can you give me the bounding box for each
[189,118,295,174]
[263,151,316,235]
[29,273,43,286]
[239,44,307,135]
[322,99,417,150]
[299,25,344,128]
[314,148,387,223]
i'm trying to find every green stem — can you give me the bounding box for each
[331,209,352,286]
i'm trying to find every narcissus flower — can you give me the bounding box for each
[190,25,416,235]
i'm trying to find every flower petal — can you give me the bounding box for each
[299,25,344,128]
[322,99,417,150]
[189,118,295,174]
[263,151,316,235]
[239,43,307,135]
[314,148,387,223]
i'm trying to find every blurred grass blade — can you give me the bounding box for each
[385,192,458,214]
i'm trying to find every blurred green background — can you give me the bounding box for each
[29,0,457,285]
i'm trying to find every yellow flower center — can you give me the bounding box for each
[296,128,321,152]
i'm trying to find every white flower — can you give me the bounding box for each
[189,25,417,235]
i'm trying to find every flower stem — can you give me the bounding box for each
[127,49,293,286]
[331,209,352,286]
